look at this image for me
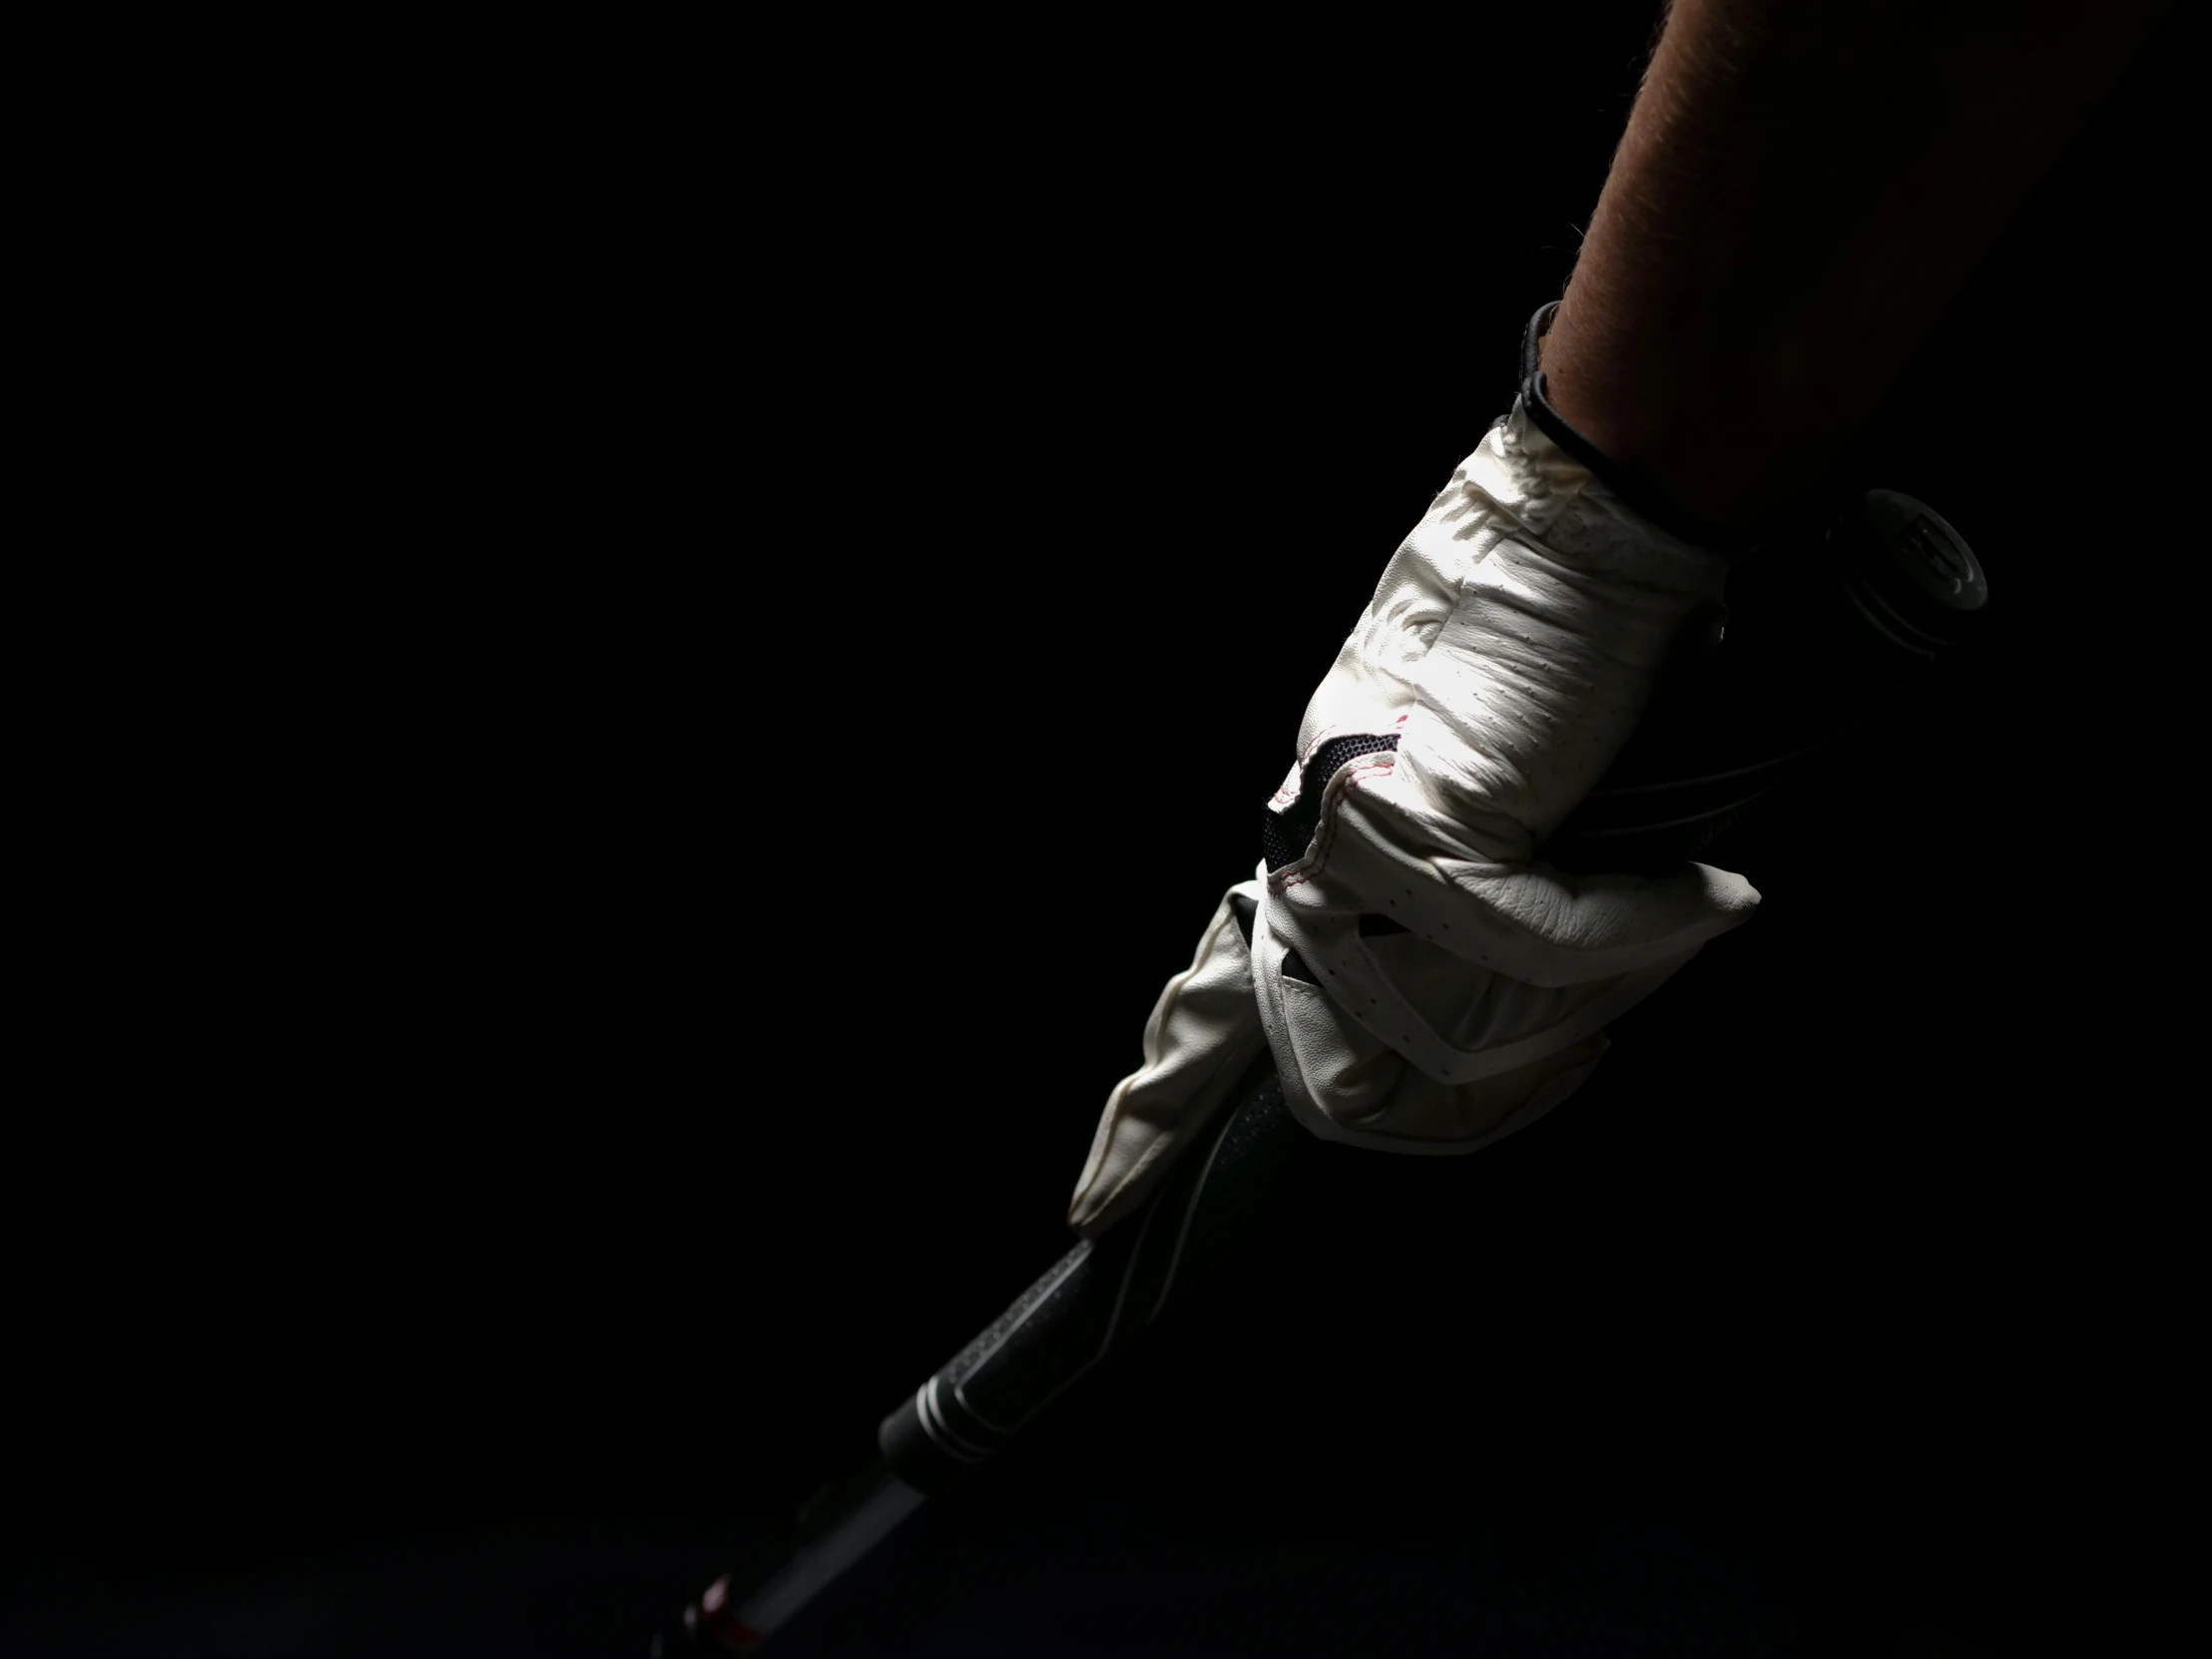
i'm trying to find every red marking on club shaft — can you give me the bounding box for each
[698,1576,768,1652]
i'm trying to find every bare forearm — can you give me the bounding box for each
[1540,0,2173,535]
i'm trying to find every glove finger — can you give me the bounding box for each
[1066,875,1269,1239]
[1266,948,1610,1153]
[1259,835,1691,1153]
[1363,925,1659,1055]
[1332,1027,1611,1154]
[1268,963,1406,1140]
[1319,774,1761,987]
[1432,854,1760,985]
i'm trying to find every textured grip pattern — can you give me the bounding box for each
[939,1238,1115,1436]
[883,1058,1337,1488]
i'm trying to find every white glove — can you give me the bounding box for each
[1065,870,1270,1240]
[1067,388,1761,1238]
[1252,393,1760,1155]
[1062,861,1611,1239]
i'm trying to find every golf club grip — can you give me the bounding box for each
[881,485,1987,1483]
[660,487,1989,1655]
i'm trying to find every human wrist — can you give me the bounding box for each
[1516,301,1776,559]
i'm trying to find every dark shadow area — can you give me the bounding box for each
[10,5,2202,1655]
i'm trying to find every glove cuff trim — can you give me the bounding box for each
[1517,300,1766,564]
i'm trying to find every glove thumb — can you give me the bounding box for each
[1066,873,1270,1240]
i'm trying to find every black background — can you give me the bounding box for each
[11,6,2203,1654]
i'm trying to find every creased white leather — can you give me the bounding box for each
[1066,874,1270,1240]
[1250,394,1761,1154]
[1064,392,1767,1232]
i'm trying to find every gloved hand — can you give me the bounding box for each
[1065,868,1270,1240]
[1068,322,1762,1239]
[1248,387,1760,1157]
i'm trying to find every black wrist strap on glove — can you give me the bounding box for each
[1515,299,1769,563]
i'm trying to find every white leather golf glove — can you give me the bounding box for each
[1068,377,1761,1240]
[1065,870,1269,1240]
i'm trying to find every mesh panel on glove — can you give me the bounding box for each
[1262,732,1402,875]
